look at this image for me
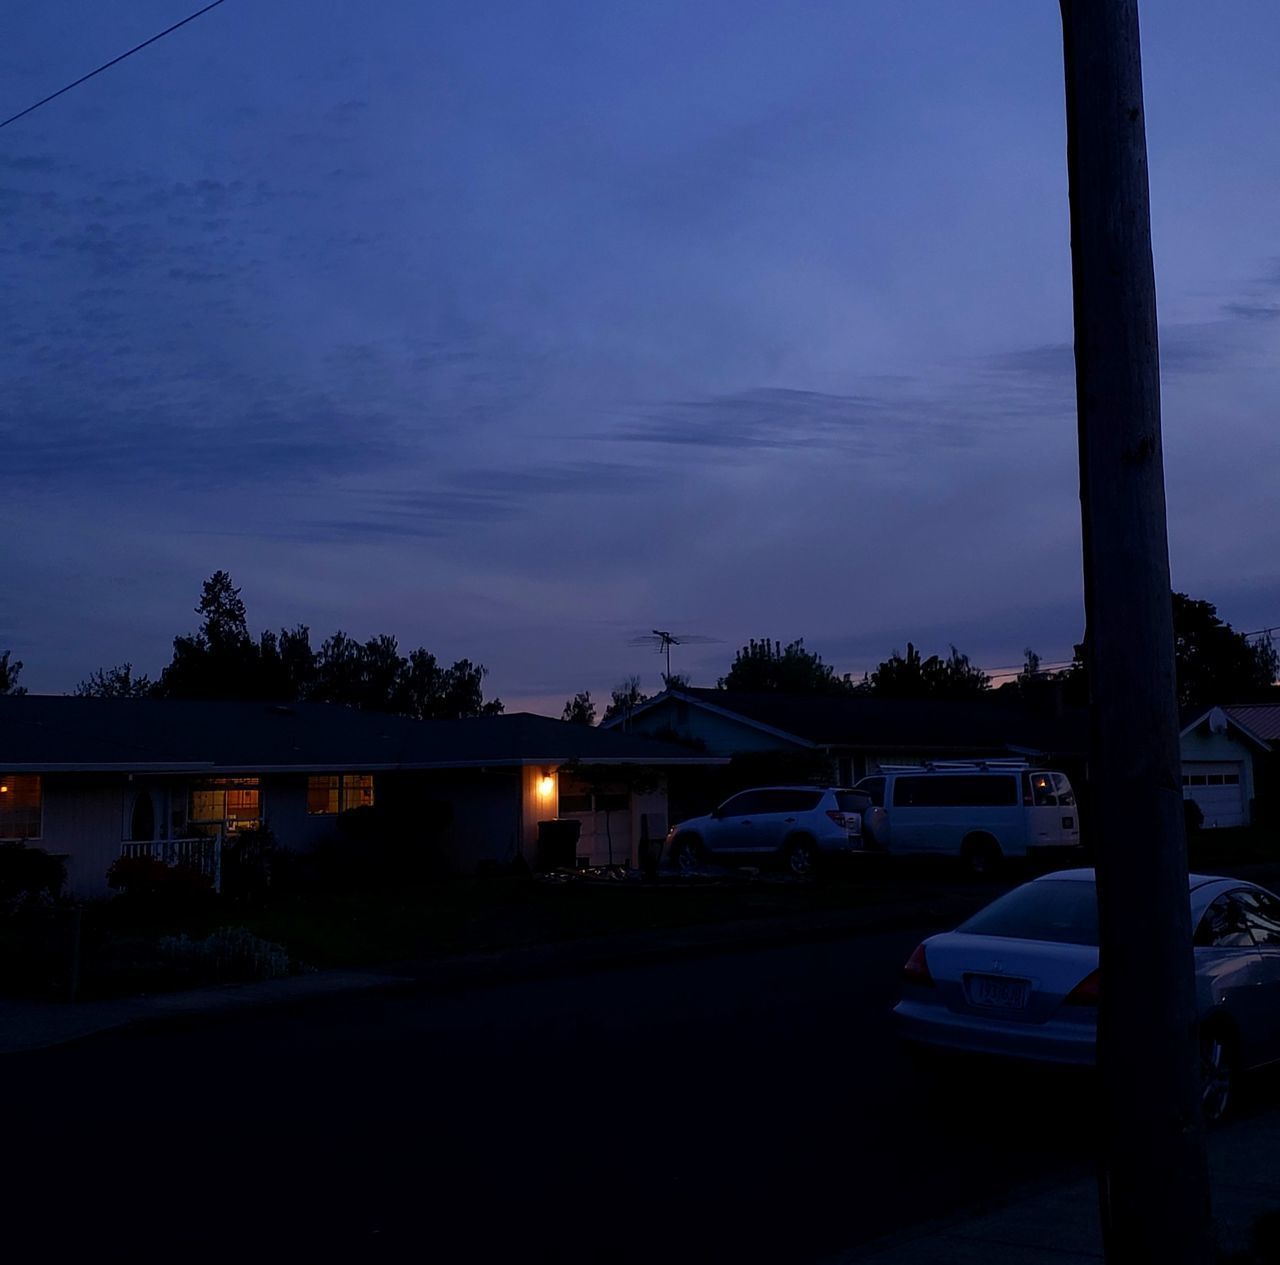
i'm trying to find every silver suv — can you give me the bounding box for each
[665,786,872,877]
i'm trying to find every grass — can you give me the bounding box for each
[3,859,985,1000]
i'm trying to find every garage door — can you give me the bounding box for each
[1182,762,1246,829]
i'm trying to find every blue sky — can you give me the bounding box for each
[3,1,1278,710]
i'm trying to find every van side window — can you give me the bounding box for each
[1052,773,1076,807]
[893,775,1017,808]
[1028,773,1058,807]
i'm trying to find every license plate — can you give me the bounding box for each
[965,974,1031,1010]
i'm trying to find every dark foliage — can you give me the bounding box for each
[0,843,66,905]
[718,638,855,695]
[149,570,503,717]
[106,855,216,911]
[861,642,991,699]
[0,649,25,696]
[561,691,596,725]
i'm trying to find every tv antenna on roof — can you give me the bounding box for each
[628,629,719,683]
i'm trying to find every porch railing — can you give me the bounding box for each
[119,835,223,892]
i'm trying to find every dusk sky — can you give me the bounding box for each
[3,1,1278,712]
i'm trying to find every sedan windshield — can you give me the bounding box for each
[958,879,1099,947]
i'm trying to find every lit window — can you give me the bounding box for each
[0,774,41,839]
[307,774,375,815]
[189,778,261,833]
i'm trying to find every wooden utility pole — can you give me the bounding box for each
[1058,3,1213,1261]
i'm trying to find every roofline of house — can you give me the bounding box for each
[7,755,728,775]
[602,688,819,749]
[1178,706,1272,752]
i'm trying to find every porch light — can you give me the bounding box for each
[539,774,555,798]
[0,785,7,794]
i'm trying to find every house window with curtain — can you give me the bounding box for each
[307,774,375,815]
[189,778,261,833]
[0,775,42,840]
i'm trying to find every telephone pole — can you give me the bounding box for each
[1058,3,1213,1261]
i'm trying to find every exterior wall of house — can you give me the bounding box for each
[38,774,129,898]
[1180,727,1257,827]
[424,768,524,872]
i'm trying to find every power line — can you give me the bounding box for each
[0,0,228,131]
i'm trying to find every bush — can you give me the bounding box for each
[221,826,279,904]
[155,925,292,981]
[0,843,66,906]
[106,855,215,909]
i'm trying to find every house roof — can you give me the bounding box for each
[614,687,1087,757]
[0,697,723,773]
[1180,704,1277,750]
[1221,704,1280,743]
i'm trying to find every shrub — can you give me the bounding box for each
[220,825,279,903]
[0,843,66,906]
[155,925,291,981]
[106,855,215,908]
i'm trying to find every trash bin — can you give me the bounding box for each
[536,819,582,870]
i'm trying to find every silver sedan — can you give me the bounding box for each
[895,868,1280,1121]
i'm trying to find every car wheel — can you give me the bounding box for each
[961,835,1003,879]
[1200,1025,1237,1125]
[670,834,703,874]
[785,835,819,879]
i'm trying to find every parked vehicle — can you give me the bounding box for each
[855,762,1080,873]
[895,869,1280,1121]
[665,786,871,877]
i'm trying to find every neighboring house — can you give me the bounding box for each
[604,688,1087,786]
[1179,704,1279,829]
[0,697,722,895]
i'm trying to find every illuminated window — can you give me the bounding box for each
[189,778,261,833]
[307,774,375,815]
[0,775,42,839]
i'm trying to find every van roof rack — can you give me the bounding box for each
[875,759,1033,774]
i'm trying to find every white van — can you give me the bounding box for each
[854,762,1081,873]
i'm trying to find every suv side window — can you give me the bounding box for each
[1195,893,1255,948]
[1237,889,1280,948]
[776,789,823,814]
[719,791,765,817]
[857,777,885,808]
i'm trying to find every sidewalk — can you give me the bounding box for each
[0,890,980,1056]
[830,1108,1280,1264]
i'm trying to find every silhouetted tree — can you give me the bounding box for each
[718,638,854,694]
[0,650,25,696]
[863,643,990,699]
[1030,594,1277,713]
[152,571,502,716]
[156,571,262,699]
[601,675,649,726]
[562,691,596,725]
[74,663,154,698]
[1172,593,1277,712]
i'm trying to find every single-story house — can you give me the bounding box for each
[0,696,724,896]
[604,687,1087,781]
[1179,704,1279,829]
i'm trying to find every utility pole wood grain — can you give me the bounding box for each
[1058,3,1214,1262]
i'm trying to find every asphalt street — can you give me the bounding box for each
[6,927,1110,1263]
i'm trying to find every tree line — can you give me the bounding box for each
[565,592,1277,724]
[1,571,503,721]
